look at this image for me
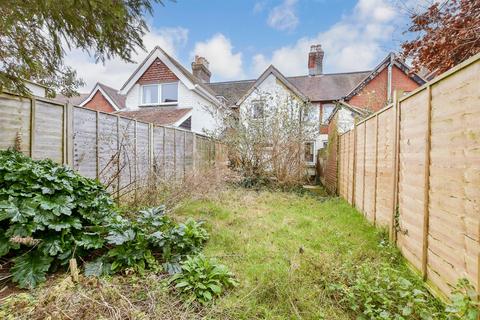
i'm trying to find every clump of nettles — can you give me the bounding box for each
[0,150,221,293]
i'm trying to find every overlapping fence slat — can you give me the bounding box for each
[335,53,480,299]
[0,95,223,201]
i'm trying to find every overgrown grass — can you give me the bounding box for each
[2,188,453,319]
[174,188,444,319]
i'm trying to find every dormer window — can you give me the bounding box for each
[141,82,178,105]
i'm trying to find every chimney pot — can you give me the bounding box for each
[308,44,324,76]
[192,55,211,83]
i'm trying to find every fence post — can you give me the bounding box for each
[391,91,401,241]
[95,111,100,180]
[116,115,120,202]
[373,114,379,226]
[421,85,433,280]
[347,132,351,201]
[162,127,166,179]
[352,125,357,206]
[192,133,197,172]
[29,97,36,158]
[134,120,138,201]
[173,129,177,179]
[62,104,67,164]
[183,131,187,180]
[362,122,366,215]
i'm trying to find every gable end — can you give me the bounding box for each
[137,58,179,85]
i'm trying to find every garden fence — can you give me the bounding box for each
[0,93,226,200]
[335,53,480,299]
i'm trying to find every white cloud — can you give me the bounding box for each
[267,0,299,32]
[253,0,398,76]
[64,26,189,92]
[253,1,267,14]
[191,34,244,81]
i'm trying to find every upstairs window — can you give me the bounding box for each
[252,100,265,119]
[141,82,178,105]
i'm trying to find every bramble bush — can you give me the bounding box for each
[0,150,217,293]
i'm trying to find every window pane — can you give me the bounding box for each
[142,85,159,104]
[162,83,178,103]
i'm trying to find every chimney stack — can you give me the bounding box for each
[308,44,324,76]
[191,56,211,83]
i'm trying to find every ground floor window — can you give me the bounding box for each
[304,141,314,163]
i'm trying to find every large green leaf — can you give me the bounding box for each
[11,251,53,289]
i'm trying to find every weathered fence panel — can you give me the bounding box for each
[375,107,395,227]
[363,118,377,223]
[0,95,223,201]
[427,59,480,295]
[354,122,365,212]
[335,53,480,298]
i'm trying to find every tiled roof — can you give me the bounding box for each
[97,83,126,109]
[53,93,89,106]
[206,71,371,105]
[115,107,192,126]
[206,80,256,106]
[287,71,371,102]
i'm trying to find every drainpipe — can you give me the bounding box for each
[387,53,394,102]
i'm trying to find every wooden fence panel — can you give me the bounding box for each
[338,134,346,198]
[347,131,355,204]
[363,118,377,223]
[375,107,395,227]
[426,61,480,294]
[0,95,31,155]
[72,107,97,179]
[175,130,185,180]
[185,132,194,173]
[152,126,165,177]
[118,117,136,195]
[136,122,150,184]
[97,113,119,193]
[164,128,175,178]
[354,123,366,212]
[33,101,64,163]
[397,89,429,272]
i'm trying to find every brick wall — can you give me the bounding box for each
[83,91,116,113]
[348,67,388,112]
[137,58,178,85]
[347,65,420,112]
[391,66,420,95]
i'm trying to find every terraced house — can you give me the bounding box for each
[70,44,424,166]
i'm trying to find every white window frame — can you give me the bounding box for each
[140,82,178,106]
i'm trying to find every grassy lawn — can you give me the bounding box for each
[174,188,424,319]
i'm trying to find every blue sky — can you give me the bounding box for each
[67,0,416,91]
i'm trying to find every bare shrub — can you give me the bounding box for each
[125,165,239,212]
[210,91,317,189]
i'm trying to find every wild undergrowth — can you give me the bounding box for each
[173,189,477,320]
[0,150,236,301]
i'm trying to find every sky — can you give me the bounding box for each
[66,0,422,92]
